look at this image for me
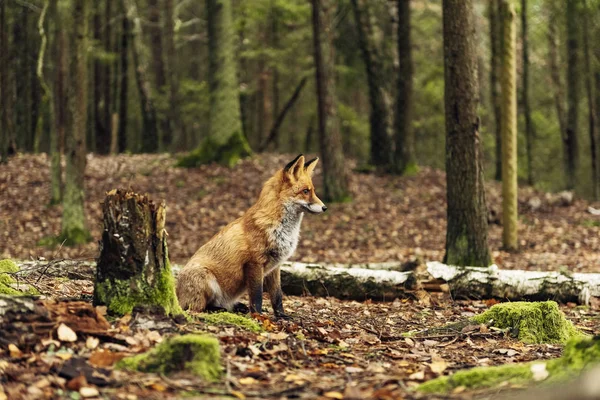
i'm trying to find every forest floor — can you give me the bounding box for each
[1,153,600,400]
[1,153,599,271]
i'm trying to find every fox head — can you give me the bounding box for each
[281,154,327,214]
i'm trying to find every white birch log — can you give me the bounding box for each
[426,261,600,305]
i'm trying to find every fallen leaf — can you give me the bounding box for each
[429,358,448,374]
[408,370,425,380]
[8,344,22,358]
[55,352,73,361]
[239,377,258,385]
[57,323,77,342]
[324,391,344,399]
[269,331,288,340]
[150,383,167,392]
[88,350,127,367]
[67,375,88,391]
[404,337,415,347]
[80,386,99,398]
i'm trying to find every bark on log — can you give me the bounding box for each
[93,189,182,316]
[426,261,600,304]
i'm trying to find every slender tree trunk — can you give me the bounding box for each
[489,0,502,181]
[14,8,31,152]
[0,0,10,163]
[311,0,350,202]
[51,17,67,204]
[271,0,280,151]
[164,0,182,152]
[442,0,491,267]
[124,0,159,153]
[548,21,567,138]
[500,0,518,251]
[521,0,534,186]
[103,0,113,153]
[582,0,598,200]
[148,0,171,150]
[393,0,415,174]
[92,5,103,153]
[118,1,129,153]
[350,0,392,168]
[565,0,579,190]
[177,0,251,167]
[61,0,90,245]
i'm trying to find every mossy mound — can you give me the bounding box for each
[471,301,581,344]
[418,336,600,394]
[176,132,252,168]
[198,312,263,333]
[0,259,38,295]
[117,334,221,381]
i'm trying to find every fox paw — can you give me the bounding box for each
[274,311,292,321]
[232,302,250,314]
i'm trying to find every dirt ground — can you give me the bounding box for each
[1,153,600,399]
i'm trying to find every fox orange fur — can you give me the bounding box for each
[176,154,327,319]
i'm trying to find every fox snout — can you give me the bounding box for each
[305,196,327,214]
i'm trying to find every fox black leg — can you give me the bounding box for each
[205,304,228,313]
[246,264,264,314]
[265,268,290,320]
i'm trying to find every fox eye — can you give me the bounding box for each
[302,188,310,195]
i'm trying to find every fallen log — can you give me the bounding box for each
[10,259,600,305]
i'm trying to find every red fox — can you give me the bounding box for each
[176,154,327,319]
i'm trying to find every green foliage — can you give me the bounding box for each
[0,259,38,295]
[418,336,600,394]
[472,301,582,344]
[339,103,369,161]
[117,334,221,381]
[198,312,263,333]
[176,131,252,168]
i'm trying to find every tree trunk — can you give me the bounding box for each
[442,0,491,267]
[500,0,518,251]
[350,0,392,168]
[51,10,66,204]
[103,0,113,154]
[164,0,182,151]
[583,0,598,200]
[61,0,90,245]
[177,0,251,167]
[521,0,534,186]
[311,0,351,202]
[271,0,280,150]
[93,190,182,316]
[124,0,159,154]
[565,0,579,190]
[148,0,171,150]
[0,0,10,163]
[118,1,129,153]
[548,18,567,140]
[393,0,415,175]
[489,0,502,181]
[92,4,104,153]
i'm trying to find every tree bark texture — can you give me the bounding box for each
[0,0,11,163]
[565,0,579,190]
[164,0,182,151]
[124,0,160,153]
[521,0,534,186]
[489,0,502,181]
[583,0,599,200]
[500,0,518,251]
[49,0,63,204]
[394,0,416,174]
[442,0,491,267]
[118,1,130,153]
[312,0,351,202]
[62,0,90,245]
[548,18,566,140]
[350,0,392,168]
[93,190,182,316]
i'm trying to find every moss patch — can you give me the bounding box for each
[418,336,600,394]
[38,228,92,248]
[198,312,263,333]
[94,259,183,317]
[471,301,581,344]
[117,334,221,381]
[176,132,251,168]
[0,259,38,295]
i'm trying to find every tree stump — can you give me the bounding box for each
[93,189,182,316]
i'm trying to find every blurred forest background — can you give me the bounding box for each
[0,0,599,193]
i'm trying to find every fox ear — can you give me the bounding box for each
[304,157,319,176]
[284,154,305,180]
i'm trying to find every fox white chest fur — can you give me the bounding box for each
[268,204,304,272]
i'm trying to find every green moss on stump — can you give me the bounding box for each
[176,133,251,168]
[117,334,221,381]
[471,301,581,344]
[198,312,263,333]
[0,259,38,295]
[94,259,183,317]
[418,336,600,394]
